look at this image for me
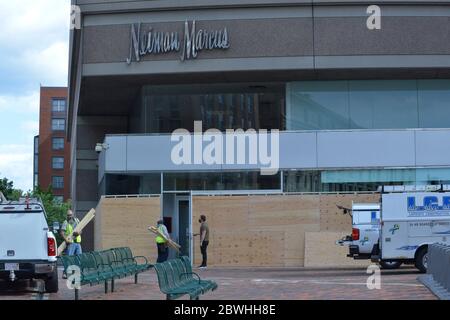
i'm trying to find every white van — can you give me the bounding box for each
[374,191,450,273]
[0,198,59,292]
[337,203,402,269]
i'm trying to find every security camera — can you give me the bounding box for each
[95,143,109,153]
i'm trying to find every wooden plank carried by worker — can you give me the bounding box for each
[58,209,96,256]
[148,226,181,252]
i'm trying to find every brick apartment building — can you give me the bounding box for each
[34,87,71,202]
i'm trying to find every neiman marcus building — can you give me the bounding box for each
[68,0,450,267]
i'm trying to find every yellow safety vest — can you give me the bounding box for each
[155,225,167,244]
[66,221,82,243]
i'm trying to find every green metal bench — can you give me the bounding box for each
[60,247,153,300]
[61,253,112,300]
[154,257,218,300]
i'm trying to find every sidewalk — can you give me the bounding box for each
[0,266,436,300]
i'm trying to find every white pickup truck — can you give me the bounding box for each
[336,203,402,269]
[0,198,59,292]
[372,191,450,273]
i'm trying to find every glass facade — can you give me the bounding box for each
[102,168,450,195]
[130,83,285,134]
[99,79,450,196]
[287,79,450,130]
[163,172,281,192]
[105,174,161,196]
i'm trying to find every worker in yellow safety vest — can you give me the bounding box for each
[155,220,170,263]
[60,210,82,256]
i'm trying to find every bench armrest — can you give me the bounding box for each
[133,256,149,264]
[181,272,202,284]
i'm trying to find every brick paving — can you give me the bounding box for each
[0,266,437,300]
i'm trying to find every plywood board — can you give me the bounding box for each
[319,194,380,232]
[304,232,370,268]
[95,196,161,263]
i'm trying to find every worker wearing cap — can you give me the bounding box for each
[60,210,82,256]
[155,220,170,263]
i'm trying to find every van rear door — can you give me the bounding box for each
[0,207,48,261]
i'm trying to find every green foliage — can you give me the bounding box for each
[31,186,71,245]
[1,177,71,245]
[0,177,23,200]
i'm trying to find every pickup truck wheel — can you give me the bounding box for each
[379,261,402,269]
[415,247,428,273]
[45,267,59,293]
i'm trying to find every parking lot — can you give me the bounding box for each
[0,266,436,300]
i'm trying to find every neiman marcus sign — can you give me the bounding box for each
[127,20,230,63]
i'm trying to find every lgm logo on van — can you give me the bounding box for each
[407,196,450,217]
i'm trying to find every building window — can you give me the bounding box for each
[53,196,64,203]
[52,157,64,169]
[133,84,285,134]
[52,137,65,150]
[52,176,64,189]
[52,119,65,131]
[286,79,450,131]
[34,136,39,154]
[52,99,66,113]
[34,155,39,172]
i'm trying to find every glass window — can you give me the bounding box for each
[34,155,38,173]
[53,196,64,203]
[348,80,418,129]
[34,136,39,154]
[287,79,450,131]
[137,84,285,134]
[52,99,66,112]
[163,171,281,191]
[418,80,450,128]
[52,176,64,189]
[103,174,161,196]
[287,81,350,130]
[52,119,65,131]
[52,157,64,169]
[52,137,65,150]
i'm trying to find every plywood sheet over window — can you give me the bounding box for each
[95,196,161,262]
[192,193,379,267]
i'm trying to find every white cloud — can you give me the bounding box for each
[0,0,70,46]
[21,41,69,86]
[21,120,39,135]
[0,91,39,113]
[0,144,34,192]
[0,0,70,192]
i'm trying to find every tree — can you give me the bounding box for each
[0,177,23,200]
[31,186,71,245]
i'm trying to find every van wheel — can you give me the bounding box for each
[379,261,402,269]
[415,247,428,273]
[45,268,59,293]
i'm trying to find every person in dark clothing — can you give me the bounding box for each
[195,215,210,268]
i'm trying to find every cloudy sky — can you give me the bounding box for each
[0,0,70,191]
